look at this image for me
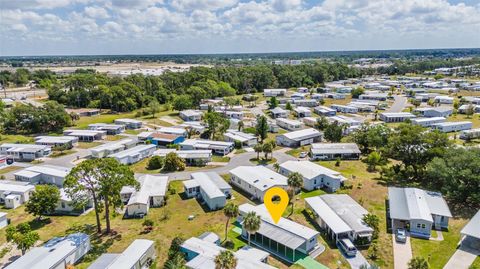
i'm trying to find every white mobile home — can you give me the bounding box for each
[305,194,374,243]
[275,128,322,147]
[122,175,168,217]
[88,239,156,269]
[90,138,137,158]
[359,93,388,101]
[158,127,188,137]
[224,130,257,147]
[297,87,309,93]
[63,129,106,142]
[0,181,34,209]
[88,123,125,135]
[459,210,480,249]
[179,139,234,156]
[379,112,416,123]
[458,104,480,114]
[310,143,361,160]
[414,107,453,118]
[270,107,288,118]
[293,106,311,118]
[180,234,275,269]
[279,161,345,192]
[431,121,472,133]
[109,144,156,165]
[330,104,359,114]
[388,187,452,238]
[14,165,70,187]
[302,117,318,127]
[238,203,319,263]
[5,233,91,269]
[264,88,287,97]
[114,118,143,129]
[293,99,318,107]
[180,110,203,121]
[0,143,51,161]
[276,118,303,131]
[460,128,480,140]
[0,212,7,229]
[155,149,212,166]
[34,136,78,149]
[434,96,454,104]
[183,172,231,211]
[229,166,287,202]
[411,117,446,127]
[314,106,336,116]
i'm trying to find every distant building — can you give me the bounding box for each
[460,210,480,250]
[0,143,51,161]
[276,128,323,147]
[158,127,188,137]
[279,161,345,192]
[65,108,100,117]
[34,136,78,149]
[411,117,446,127]
[109,144,156,165]
[310,143,361,160]
[90,138,137,158]
[276,118,303,131]
[88,123,125,135]
[88,239,156,269]
[379,112,416,123]
[330,104,359,114]
[180,110,203,121]
[114,118,143,129]
[63,129,106,142]
[460,128,480,140]
[293,106,311,118]
[293,99,317,107]
[224,130,258,147]
[5,233,91,269]
[431,121,472,133]
[155,149,212,166]
[180,139,234,156]
[270,107,288,118]
[314,106,336,116]
[14,165,70,187]
[264,88,287,97]
[414,107,453,118]
[359,93,388,101]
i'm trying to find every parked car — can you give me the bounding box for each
[338,238,357,257]
[396,228,407,243]
[299,152,308,158]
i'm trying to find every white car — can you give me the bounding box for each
[299,152,308,158]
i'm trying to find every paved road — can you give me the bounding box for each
[443,239,480,269]
[392,234,413,269]
[154,149,297,180]
[387,95,408,113]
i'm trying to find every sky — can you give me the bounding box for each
[1,0,480,56]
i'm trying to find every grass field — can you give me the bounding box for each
[49,149,76,158]
[73,111,138,129]
[0,166,22,175]
[211,156,230,162]
[447,113,480,128]
[0,134,34,144]
[76,142,103,149]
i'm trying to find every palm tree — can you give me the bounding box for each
[287,172,303,217]
[243,211,261,246]
[254,143,263,159]
[273,162,280,172]
[408,257,429,269]
[164,253,187,269]
[223,203,239,241]
[237,121,244,131]
[262,142,273,160]
[214,250,237,269]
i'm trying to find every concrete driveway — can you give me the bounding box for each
[341,251,369,269]
[444,238,480,269]
[387,95,408,113]
[392,234,413,269]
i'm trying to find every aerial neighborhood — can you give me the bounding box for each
[0,53,480,269]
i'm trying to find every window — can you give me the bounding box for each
[421,224,426,229]
[314,179,317,184]
[61,202,66,209]
[417,223,421,228]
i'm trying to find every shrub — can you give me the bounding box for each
[147,156,164,170]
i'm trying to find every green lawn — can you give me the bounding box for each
[286,146,310,158]
[73,111,138,129]
[49,149,76,158]
[0,134,34,144]
[411,218,469,269]
[211,156,230,163]
[76,142,103,149]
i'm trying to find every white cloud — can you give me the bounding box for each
[170,0,238,11]
[84,6,110,19]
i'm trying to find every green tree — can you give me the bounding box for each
[315,116,329,131]
[362,213,380,240]
[287,172,303,217]
[96,158,137,234]
[255,115,269,142]
[173,95,194,111]
[408,257,429,269]
[262,142,273,160]
[268,96,279,109]
[223,203,239,241]
[351,86,365,98]
[254,143,263,159]
[163,152,186,172]
[64,159,104,233]
[237,120,244,131]
[215,250,237,269]
[273,162,280,172]
[25,185,60,220]
[243,211,261,246]
[204,111,230,140]
[285,102,292,110]
[365,151,382,172]
[148,98,161,117]
[147,155,165,170]
[5,223,39,255]
[324,122,345,142]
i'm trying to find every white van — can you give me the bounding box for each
[338,238,357,257]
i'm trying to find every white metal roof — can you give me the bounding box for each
[14,165,70,179]
[230,166,287,191]
[432,121,472,127]
[0,182,35,193]
[280,160,345,181]
[310,143,361,155]
[34,136,77,143]
[224,130,256,143]
[281,128,322,141]
[190,172,225,199]
[90,138,137,153]
[305,196,352,234]
[1,143,49,151]
[276,118,303,126]
[127,175,168,206]
[239,203,318,249]
[5,233,89,269]
[64,129,106,136]
[158,127,187,135]
[106,239,154,269]
[461,210,480,239]
[109,144,156,159]
[270,107,287,114]
[380,112,416,118]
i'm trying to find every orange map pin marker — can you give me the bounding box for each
[264,187,289,224]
